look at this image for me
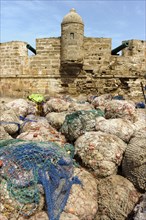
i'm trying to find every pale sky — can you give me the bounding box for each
[1,0,146,49]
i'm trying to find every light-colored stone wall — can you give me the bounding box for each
[0,77,63,98]
[0,41,28,57]
[0,38,146,102]
[30,38,60,76]
[122,39,146,57]
[83,37,111,74]
[0,41,28,76]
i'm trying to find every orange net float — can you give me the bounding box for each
[0,160,3,167]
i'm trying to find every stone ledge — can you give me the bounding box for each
[0,75,140,79]
[0,75,86,79]
[93,75,139,79]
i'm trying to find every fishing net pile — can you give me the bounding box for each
[122,136,146,192]
[5,99,29,117]
[17,167,98,220]
[133,193,146,220]
[18,211,80,220]
[0,93,145,220]
[95,175,140,220]
[46,112,68,130]
[104,99,136,121]
[60,109,104,141]
[24,167,97,220]
[133,126,146,139]
[90,93,112,110]
[63,167,97,219]
[88,94,137,122]
[0,102,8,113]
[0,126,13,140]
[75,131,127,177]
[133,108,146,135]
[43,97,70,113]
[0,139,80,220]
[0,109,21,135]
[68,101,94,112]
[17,116,66,147]
[95,117,135,142]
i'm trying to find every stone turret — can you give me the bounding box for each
[61,8,84,70]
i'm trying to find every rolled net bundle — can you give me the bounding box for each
[133,126,146,139]
[46,112,68,130]
[122,136,146,191]
[0,109,21,135]
[0,178,45,219]
[0,102,8,114]
[68,102,94,112]
[135,108,146,122]
[0,140,80,220]
[21,211,49,220]
[6,99,29,117]
[0,214,9,220]
[133,109,146,137]
[133,193,146,220]
[95,175,140,220]
[62,167,97,219]
[91,94,112,111]
[60,110,104,142]
[60,212,80,220]
[0,126,13,140]
[20,116,50,133]
[95,117,134,143]
[75,131,127,178]
[17,130,66,148]
[27,101,38,115]
[104,100,136,122]
[17,211,80,220]
[44,98,70,113]
[18,116,66,147]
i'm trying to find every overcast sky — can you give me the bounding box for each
[1,0,146,49]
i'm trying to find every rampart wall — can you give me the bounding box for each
[0,39,146,101]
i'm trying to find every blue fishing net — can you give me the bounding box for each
[0,140,81,220]
[135,102,145,108]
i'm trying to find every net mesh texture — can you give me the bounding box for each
[0,140,81,220]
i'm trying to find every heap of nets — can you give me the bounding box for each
[0,139,80,220]
[95,175,140,220]
[60,109,104,141]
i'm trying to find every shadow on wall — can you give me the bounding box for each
[60,64,82,93]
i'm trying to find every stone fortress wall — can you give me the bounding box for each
[0,9,146,101]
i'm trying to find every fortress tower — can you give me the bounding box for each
[61,8,84,69]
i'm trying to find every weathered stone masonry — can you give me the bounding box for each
[0,9,146,101]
